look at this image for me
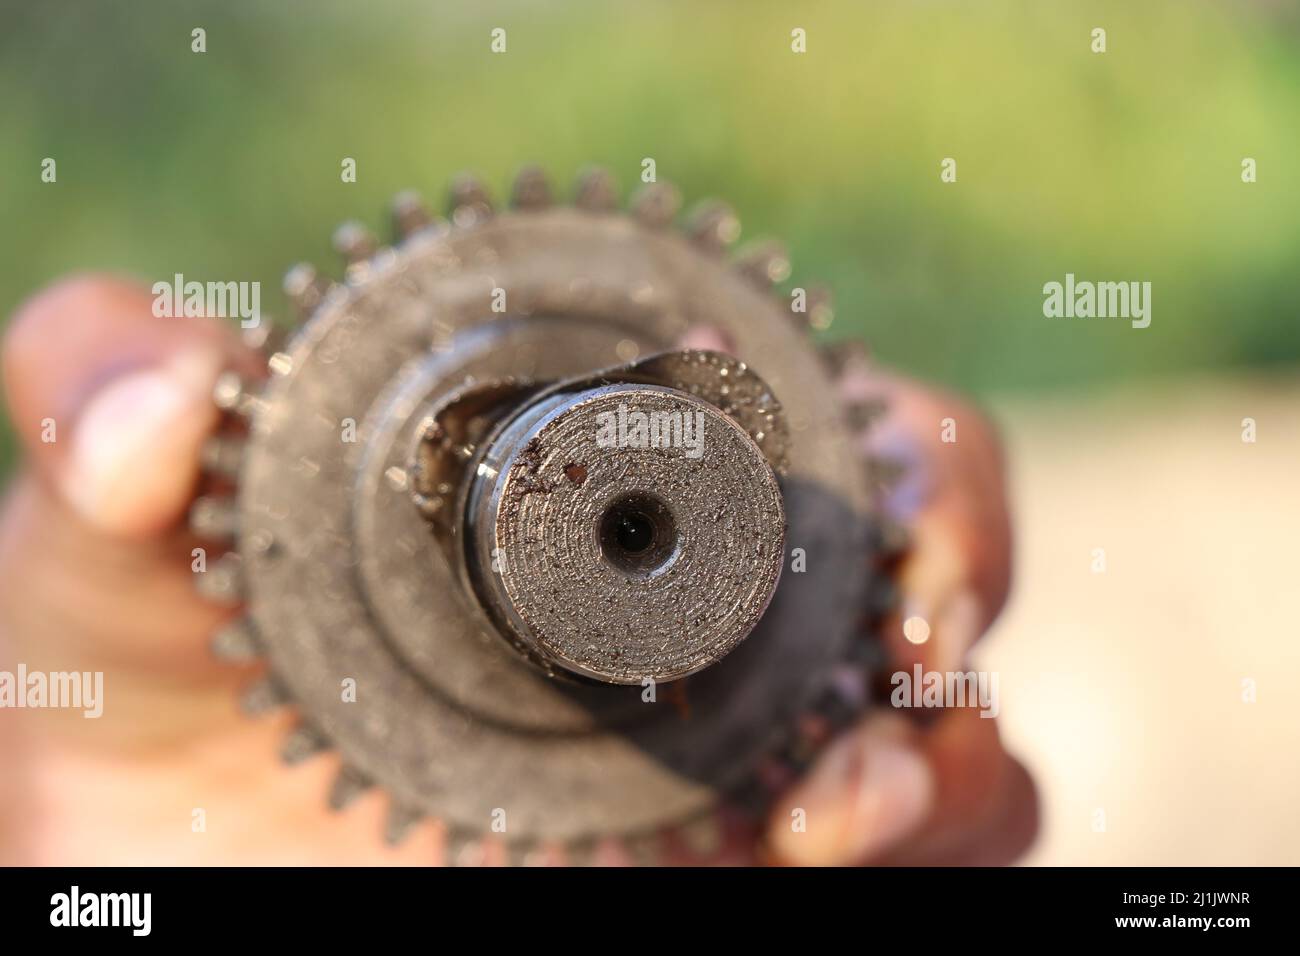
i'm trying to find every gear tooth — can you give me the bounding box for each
[772,722,819,774]
[812,667,869,727]
[820,337,869,378]
[282,262,334,322]
[239,676,288,716]
[212,370,251,416]
[870,517,910,560]
[210,617,260,662]
[863,570,900,622]
[685,199,741,253]
[728,774,771,818]
[282,261,316,300]
[390,189,438,240]
[504,839,539,866]
[266,350,295,378]
[630,181,681,227]
[200,434,244,480]
[280,724,328,766]
[447,173,494,227]
[756,755,799,794]
[241,318,285,354]
[442,828,477,866]
[332,220,378,268]
[846,622,887,673]
[844,394,888,431]
[864,647,892,697]
[676,813,723,858]
[383,803,423,847]
[622,832,661,867]
[188,495,237,540]
[327,766,372,811]
[802,284,835,331]
[573,166,618,211]
[194,552,243,605]
[866,453,908,498]
[531,842,566,866]
[564,838,596,867]
[733,239,792,287]
[509,164,552,210]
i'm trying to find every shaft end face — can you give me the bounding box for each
[466,383,786,684]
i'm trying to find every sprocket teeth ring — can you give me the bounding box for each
[193,166,905,864]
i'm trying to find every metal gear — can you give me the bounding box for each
[193,166,905,864]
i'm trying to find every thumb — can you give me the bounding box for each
[3,274,260,537]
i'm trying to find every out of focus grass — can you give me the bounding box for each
[2,0,1298,475]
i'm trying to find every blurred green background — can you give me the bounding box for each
[2,0,1298,476]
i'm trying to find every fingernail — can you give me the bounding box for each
[60,348,222,534]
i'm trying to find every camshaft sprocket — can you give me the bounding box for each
[193,167,903,863]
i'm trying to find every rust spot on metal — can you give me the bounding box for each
[563,462,588,486]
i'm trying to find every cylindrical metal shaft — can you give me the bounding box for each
[461,381,786,684]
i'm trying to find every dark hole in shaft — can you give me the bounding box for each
[598,492,678,576]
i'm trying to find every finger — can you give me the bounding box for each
[871,707,1038,866]
[858,370,1012,623]
[841,367,1013,672]
[765,707,1037,866]
[0,474,235,679]
[880,754,1038,866]
[2,274,261,537]
[764,713,935,866]
[0,274,261,688]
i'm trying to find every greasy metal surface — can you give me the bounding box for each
[409,376,540,531]
[234,197,875,846]
[464,382,785,683]
[410,348,791,683]
[411,349,791,519]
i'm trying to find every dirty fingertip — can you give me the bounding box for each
[58,348,224,537]
[767,721,935,865]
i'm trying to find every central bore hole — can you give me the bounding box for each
[614,511,655,554]
[598,492,678,576]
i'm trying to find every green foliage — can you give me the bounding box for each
[2,0,1297,475]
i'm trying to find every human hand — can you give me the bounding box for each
[0,275,458,864]
[0,276,1034,865]
[761,354,1036,865]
